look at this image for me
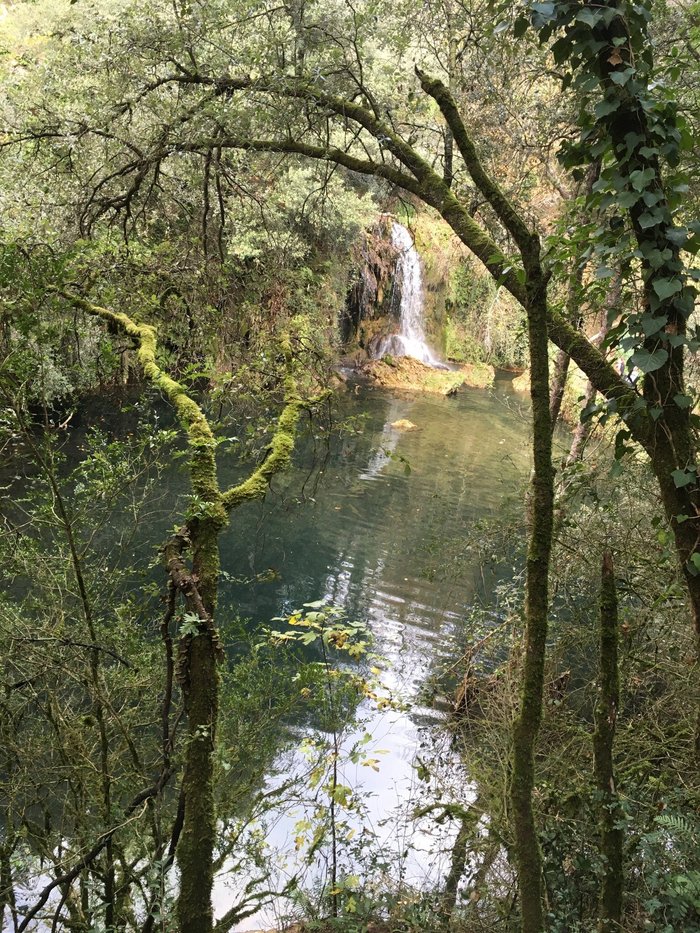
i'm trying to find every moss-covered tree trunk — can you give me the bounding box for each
[593,551,623,932]
[175,528,223,933]
[56,291,307,933]
[511,268,554,933]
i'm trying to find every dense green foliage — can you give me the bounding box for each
[0,0,699,931]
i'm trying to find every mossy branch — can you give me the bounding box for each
[416,68,537,257]
[222,368,302,511]
[53,289,316,521]
[54,289,224,512]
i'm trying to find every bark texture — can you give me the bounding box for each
[593,551,623,932]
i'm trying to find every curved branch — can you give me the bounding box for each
[416,68,535,254]
[53,289,224,511]
[179,136,424,196]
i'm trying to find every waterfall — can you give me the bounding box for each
[373,222,442,367]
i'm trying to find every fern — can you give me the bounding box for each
[655,812,697,840]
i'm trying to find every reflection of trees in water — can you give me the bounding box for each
[358,398,411,481]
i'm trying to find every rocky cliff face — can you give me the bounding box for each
[341,213,448,361]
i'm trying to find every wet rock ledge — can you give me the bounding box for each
[356,356,494,395]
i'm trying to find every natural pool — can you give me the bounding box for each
[209,375,533,928]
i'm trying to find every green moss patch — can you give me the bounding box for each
[358,356,493,394]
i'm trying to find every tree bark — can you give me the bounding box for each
[549,347,570,428]
[511,270,554,933]
[593,551,623,932]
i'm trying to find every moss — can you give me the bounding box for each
[358,356,493,394]
[55,289,316,933]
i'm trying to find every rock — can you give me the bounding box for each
[357,356,493,395]
[511,369,530,393]
[391,418,418,431]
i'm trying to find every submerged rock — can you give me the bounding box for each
[391,418,419,431]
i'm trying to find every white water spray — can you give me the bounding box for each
[373,222,442,366]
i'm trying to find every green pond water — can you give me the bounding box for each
[207,375,533,926]
[216,376,531,690]
[6,374,535,927]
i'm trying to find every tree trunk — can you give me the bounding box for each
[593,551,623,932]
[511,266,554,933]
[549,347,570,428]
[566,274,620,465]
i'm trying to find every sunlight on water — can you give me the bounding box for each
[211,379,533,928]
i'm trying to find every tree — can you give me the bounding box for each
[1,0,698,929]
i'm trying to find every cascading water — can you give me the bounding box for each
[373,222,442,367]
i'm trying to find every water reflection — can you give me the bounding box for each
[212,378,531,928]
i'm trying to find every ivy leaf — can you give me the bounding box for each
[640,315,667,337]
[666,227,688,248]
[630,347,668,372]
[673,394,692,409]
[638,209,664,229]
[618,190,641,209]
[609,68,634,86]
[532,2,556,15]
[595,99,620,118]
[551,37,572,63]
[514,15,529,37]
[630,167,655,191]
[671,468,696,489]
[595,265,615,279]
[652,278,682,301]
[576,7,600,26]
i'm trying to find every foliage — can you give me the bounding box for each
[433,452,700,932]
[0,0,699,930]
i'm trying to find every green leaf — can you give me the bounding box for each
[576,7,600,26]
[609,69,633,86]
[630,347,668,372]
[513,15,529,38]
[640,315,667,337]
[630,167,655,191]
[671,468,696,488]
[638,209,664,229]
[666,227,688,248]
[551,37,572,63]
[673,393,692,409]
[652,278,682,301]
[618,190,641,209]
[595,99,620,119]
